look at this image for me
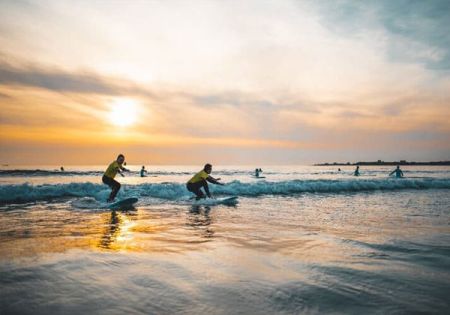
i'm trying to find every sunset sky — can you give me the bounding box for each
[1,0,449,165]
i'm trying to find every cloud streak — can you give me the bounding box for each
[0,62,161,99]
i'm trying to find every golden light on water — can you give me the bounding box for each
[109,99,139,127]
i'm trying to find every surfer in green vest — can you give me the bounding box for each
[187,163,224,200]
[102,154,129,202]
[389,165,404,178]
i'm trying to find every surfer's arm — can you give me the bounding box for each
[207,176,224,185]
[116,166,126,177]
[120,166,130,172]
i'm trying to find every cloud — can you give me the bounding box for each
[0,91,11,99]
[0,62,159,98]
[313,0,450,70]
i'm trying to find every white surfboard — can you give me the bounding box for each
[106,197,138,209]
[193,196,238,205]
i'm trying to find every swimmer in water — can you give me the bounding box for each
[389,165,404,178]
[140,166,147,177]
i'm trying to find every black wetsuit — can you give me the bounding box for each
[102,175,121,201]
[186,180,210,199]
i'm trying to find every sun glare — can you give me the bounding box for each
[109,99,138,127]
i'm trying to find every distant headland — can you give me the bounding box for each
[314,160,450,166]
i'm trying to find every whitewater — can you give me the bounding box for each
[2,178,450,205]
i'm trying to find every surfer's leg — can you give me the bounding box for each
[103,175,121,202]
[187,182,205,200]
[108,179,121,202]
[200,180,211,198]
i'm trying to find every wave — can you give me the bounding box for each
[0,170,103,177]
[1,178,450,204]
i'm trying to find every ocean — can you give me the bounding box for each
[1,165,449,314]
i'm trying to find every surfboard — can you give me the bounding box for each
[253,176,266,179]
[107,197,138,209]
[193,196,238,205]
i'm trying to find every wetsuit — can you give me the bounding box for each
[102,161,122,201]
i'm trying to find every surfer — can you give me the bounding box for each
[354,165,360,176]
[187,163,224,200]
[140,166,147,177]
[389,165,404,178]
[102,154,129,202]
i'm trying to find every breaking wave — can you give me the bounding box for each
[1,178,450,204]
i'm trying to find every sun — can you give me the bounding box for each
[109,99,138,127]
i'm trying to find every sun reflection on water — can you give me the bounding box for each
[97,210,137,251]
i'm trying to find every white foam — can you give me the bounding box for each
[1,178,450,204]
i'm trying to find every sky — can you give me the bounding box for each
[0,0,449,165]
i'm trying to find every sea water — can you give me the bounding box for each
[0,165,449,314]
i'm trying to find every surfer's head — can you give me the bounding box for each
[117,154,125,164]
[204,163,212,174]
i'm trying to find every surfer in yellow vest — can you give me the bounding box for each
[187,163,224,200]
[102,154,129,202]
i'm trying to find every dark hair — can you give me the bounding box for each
[204,163,212,170]
[117,154,125,159]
